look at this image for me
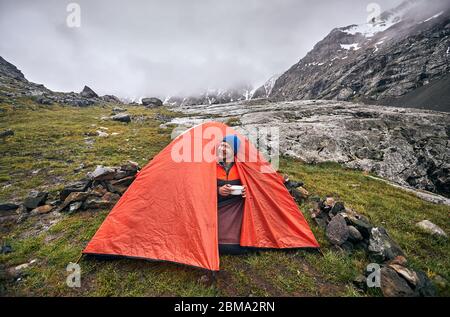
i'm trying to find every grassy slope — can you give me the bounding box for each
[0,100,448,296]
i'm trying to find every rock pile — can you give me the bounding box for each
[309,196,437,297]
[0,161,140,225]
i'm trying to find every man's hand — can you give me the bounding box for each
[219,184,232,197]
[241,185,247,198]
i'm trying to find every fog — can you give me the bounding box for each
[0,0,404,99]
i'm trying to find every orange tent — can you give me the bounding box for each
[83,122,319,271]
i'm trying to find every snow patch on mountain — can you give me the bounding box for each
[340,43,361,51]
[423,11,444,23]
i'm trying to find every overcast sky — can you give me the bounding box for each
[0,0,404,99]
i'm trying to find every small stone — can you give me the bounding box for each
[87,166,117,181]
[1,245,12,254]
[341,212,372,239]
[96,130,109,137]
[23,191,48,210]
[111,113,131,123]
[380,267,415,297]
[0,129,14,137]
[60,180,91,201]
[330,201,345,216]
[416,220,447,238]
[388,256,408,267]
[120,161,140,174]
[30,204,53,215]
[59,192,89,211]
[198,274,210,285]
[326,214,349,246]
[388,264,419,286]
[348,225,363,242]
[368,227,404,263]
[0,203,19,212]
[324,197,335,207]
[415,270,437,297]
[83,192,120,210]
[90,185,107,197]
[69,201,83,213]
[432,275,448,290]
[353,274,367,291]
[112,107,126,113]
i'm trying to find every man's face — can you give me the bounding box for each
[217,141,234,162]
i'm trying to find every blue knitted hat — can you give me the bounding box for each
[222,135,241,155]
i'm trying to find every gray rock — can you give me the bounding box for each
[166,99,450,199]
[59,192,89,212]
[36,95,52,105]
[80,85,99,98]
[102,95,121,103]
[380,267,416,297]
[87,166,117,181]
[142,97,163,107]
[416,220,447,238]
[330,201,345,216]
[326,214,349,246]
[111,113,131,123]
[368,227,404,263]
[0,203,19,213]
[112,107,126,113]
[60,180,91,201]
[0,129,14,137]
[348,225,363,242]
[69,201,83,213]
[23,191,48,210]
[83,192,120,210]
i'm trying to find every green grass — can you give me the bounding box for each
[1,100,449,296]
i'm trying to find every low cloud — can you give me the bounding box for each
[0,0,403,98]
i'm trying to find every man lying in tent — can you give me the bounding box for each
[216,135,249,255]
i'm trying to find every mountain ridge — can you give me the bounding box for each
[269,0,450,112]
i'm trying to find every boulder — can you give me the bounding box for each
[368,227,404,263]
[142,97,163,107]
[111,113,131,123]
[23,191,48,210]
[416,220,447,238]
[326,214,349,246]
[80,85,99,98]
